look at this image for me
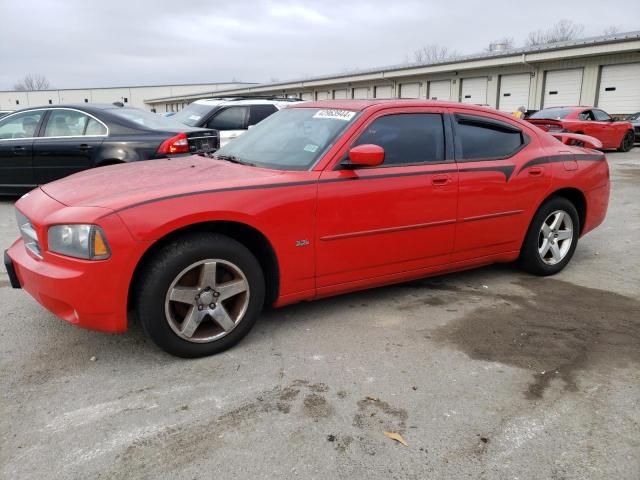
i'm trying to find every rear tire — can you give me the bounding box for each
[618,131,635,152]
[518,196,580,276]
[135,233,265,358]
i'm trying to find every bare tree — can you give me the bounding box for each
[603,25,621,35]
[13,74,51,91]
[526,20,585,46]
[410,44,459,64]
[485,37,515,53]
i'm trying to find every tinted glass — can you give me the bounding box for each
[208,107,249,130]
[354,114,445,165]
[529,108,575,120]
[85,118,108,136]
[171,102,219,126]
[457,117,523,160]
[0,111,44,139]
[593,109,611,121]
[249,105,277,126]
[578,111,593,121]
[44,110,89,137]
[215,107,359,171]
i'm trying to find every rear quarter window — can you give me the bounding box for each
[455,114,525,160]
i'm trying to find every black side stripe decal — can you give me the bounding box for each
[518,153,604,174]
[114,153,605,213]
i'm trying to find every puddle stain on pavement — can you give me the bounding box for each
[432,278,640,399]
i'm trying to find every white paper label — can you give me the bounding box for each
[189,115,202,121]
[312,109,356,121]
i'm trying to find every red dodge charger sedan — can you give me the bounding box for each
[527,106,635,152]
[5,100,610,357]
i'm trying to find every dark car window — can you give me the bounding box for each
[353,113,445,165]
[108,107,191,131]
[529,107,575,120]
[249,105,278,126]
[0,111,44,139]
[578,110,593,121]
[44,109,90,137]
[455,115,524,160]
[85,118,108,136]
[207,107,249,130]
[593,109,611,121]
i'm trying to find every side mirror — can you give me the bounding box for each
[344,144,384,168]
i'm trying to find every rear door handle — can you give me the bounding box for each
[12,146,26,153]
[432,174,452,186]
[78,144,92,151]
[528,167,543,176]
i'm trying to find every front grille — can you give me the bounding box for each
[188,133,219,153]
[16,209,41,258]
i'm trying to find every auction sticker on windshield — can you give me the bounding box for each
[312,109,357,121]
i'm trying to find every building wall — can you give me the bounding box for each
[147,48,640,116]
[0,83,250,111]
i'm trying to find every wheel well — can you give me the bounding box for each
[128,221,280,310]
[548,188,586,233]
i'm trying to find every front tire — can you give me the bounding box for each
[135,233,265,358]
[618,131,635,152]
[518,197,579,276]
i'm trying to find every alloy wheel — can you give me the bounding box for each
[537,210,574,265]
[164,259,250,343]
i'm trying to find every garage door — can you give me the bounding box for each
[333,89,348,99]
[374,85,393,98]
[301,92,313,101]
[428,80,451,100]
[316,91,330,100]
[543,69,583,107]
[498,73,531,112]
[400,83,420,98]
[461,77,488,104]
[352,87,369,99]
[597,63,640,114]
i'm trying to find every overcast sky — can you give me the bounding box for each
[0,0,638,90]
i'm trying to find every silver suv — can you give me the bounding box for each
[170,96,304,147]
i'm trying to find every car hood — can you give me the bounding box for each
[40,155,287,211]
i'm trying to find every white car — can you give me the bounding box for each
[170,97,304,147]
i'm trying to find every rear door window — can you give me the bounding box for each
[455,114,525,160]
[249,105,277,126]
[44,110,90,137]
[353,113,446,165]
[207,107,249,130]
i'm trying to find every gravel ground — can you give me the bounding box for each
[1,151,639,479]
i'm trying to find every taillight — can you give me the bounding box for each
[157,132,190,154]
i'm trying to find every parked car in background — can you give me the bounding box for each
[626,112,640,142]
[171,96,303,147]
[5,100,610,357]
[0,110,13,119]
[527,106,635,151]
[0,104,219,195]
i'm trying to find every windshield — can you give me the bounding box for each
[171,102,219,126]
[529,108,575,120]
[108,107,194,130]
[214,107,360,171]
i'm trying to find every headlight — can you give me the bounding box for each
[47,224,111,260]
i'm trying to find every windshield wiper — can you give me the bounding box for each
[214,154,258,167]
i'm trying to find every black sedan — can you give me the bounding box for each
[0,104,219,195]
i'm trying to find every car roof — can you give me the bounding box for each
[193,98,299,108]
[288,99,507,114]
[15,103,128,114]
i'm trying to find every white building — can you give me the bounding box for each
[145,31,640,116]
[0,82,256,111]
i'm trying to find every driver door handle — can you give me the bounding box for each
[78,144,92,151]
[432,174,452,186]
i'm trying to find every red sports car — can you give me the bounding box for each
[527,106,635,152]
[5,100,610,357]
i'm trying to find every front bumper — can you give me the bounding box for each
[6,238,130,332]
